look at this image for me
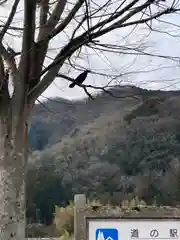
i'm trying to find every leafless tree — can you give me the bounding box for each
[0,0,179,239]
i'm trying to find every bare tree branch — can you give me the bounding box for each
[38,0,50,40]
[0,60,10,113]
[1,0,179,104]
[56,73,140,99]
[12,0,36,121]
[36,98,55,113]
[0,0,8,5]
[38,0,67,41]
[0,43,17,80]
[56,73,94,99]
[88,42,180,62]
[40,0,85,43]
[29,0,68,93]
[84,0,91,40]
[92,7,179,38]
[28,0,180,102]
[0,0,20,42]
[70,15,86,40]
[0,54,5,90]
[0,25,23,31]
[90,0,138,33]
[28,35,89,102]
[90,0,160,38]
[45,0,139,42]
[18,0,36,80]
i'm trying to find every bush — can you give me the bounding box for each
[54,199,103,237]
[121,196,146,209]
[54,201,74,237]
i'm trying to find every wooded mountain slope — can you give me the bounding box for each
[27,86,180,224]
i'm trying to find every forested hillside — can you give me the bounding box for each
[27,86,180,225]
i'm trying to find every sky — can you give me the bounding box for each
[1,0,180,100]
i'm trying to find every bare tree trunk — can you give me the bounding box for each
[0,105,28,239]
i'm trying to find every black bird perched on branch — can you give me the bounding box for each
[69,70,90,88]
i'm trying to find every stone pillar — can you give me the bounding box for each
[74,194,86,240]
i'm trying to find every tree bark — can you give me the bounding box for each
[0,104,28,239]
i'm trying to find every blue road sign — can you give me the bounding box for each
[96,228,118,240]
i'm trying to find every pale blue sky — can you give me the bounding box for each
[1,0,180,100]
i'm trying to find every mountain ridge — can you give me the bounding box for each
[30,85,180,151]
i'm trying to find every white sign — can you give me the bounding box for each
[88,219,180,240]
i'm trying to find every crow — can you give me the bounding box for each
[69,70,90,88]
